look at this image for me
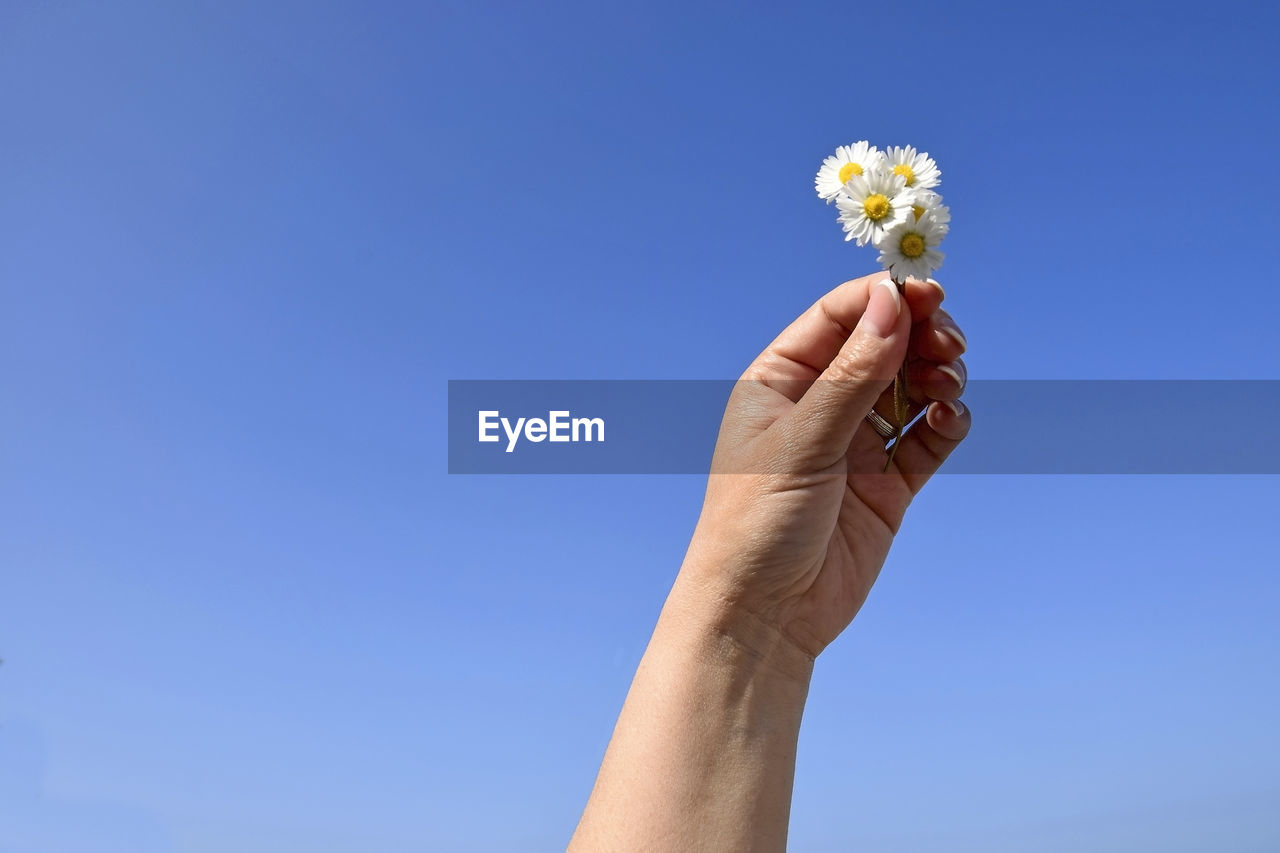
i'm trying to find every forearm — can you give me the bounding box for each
[569,570,814,852]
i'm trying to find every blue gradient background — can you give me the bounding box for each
[3,1,1279,850]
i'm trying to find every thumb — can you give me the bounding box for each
[782,278,910,465]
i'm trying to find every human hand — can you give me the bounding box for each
[678,273,971,667]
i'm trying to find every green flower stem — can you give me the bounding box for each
[883,280,909,472]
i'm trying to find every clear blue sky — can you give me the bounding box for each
[3,0,1279,850]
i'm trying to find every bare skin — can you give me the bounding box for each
[570,273,971,852]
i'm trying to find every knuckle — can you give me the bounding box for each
[826,338,876,382]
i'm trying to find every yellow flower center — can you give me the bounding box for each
[912,205,925,221]
[900,232,926,258]
[837,162,863,183]
[863,193,891,221]
[893,164,916,186]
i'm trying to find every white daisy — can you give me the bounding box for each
[876,208,947,281]
[883,145,941,191]
[910,189,950,226]
[814,141,883,203]
[835,167,915,247]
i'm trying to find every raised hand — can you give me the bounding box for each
[681,272,971,659]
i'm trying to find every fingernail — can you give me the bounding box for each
[864,279,900,338]
[927,277,945,298]
[939,324,967,353]
[944,399,965,416]
[937,363,965,390]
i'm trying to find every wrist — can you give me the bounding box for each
[663,567,816,690]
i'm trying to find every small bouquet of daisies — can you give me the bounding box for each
[815,142,949,464]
